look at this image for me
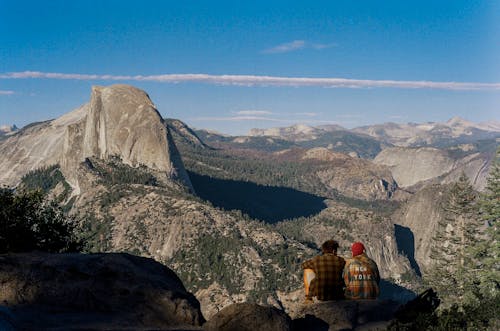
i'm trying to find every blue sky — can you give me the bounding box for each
[1,0,499,135]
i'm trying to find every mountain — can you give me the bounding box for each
[249,124,323,142]
[352,117,500,148]
[240,118,499,159]
[215,124,386,158]
[196,129,297,152]
[0,85,192,191]
[166,118,210,149]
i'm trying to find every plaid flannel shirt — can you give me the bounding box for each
[302,253,345,301]
[343,253,380,299]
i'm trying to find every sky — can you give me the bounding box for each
[1,0,499,135]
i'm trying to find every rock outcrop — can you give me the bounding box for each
[374,146,493,190]
[374,147,455,188]
[293,300,401,331]
[203,303,292,331]
[306,148,397,200]
[0,84,192,192]
[0,252,204,330]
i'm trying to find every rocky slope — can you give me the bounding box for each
[288,147,398,200]
[374,146,494,190]
[0,85,192,192]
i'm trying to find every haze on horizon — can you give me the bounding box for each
[1,1,499,136]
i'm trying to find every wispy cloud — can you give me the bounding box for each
[262,40,306,54]
[261,40,337,54]
[0,90,14,95]
[1,71,500,90]
[235,110,273,116]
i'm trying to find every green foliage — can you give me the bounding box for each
[424,154,500,328]
[87,157,159,187]
[0,188,81,253]
[389,296,500,331]
[426,173,481,305]
[77,212,114,252]
[467,148,500,306]
[172,234,245,293]
[21,164,71,201]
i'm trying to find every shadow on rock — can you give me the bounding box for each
[293,300,401,331]
[0,252,205,330]
[203,303,291,331]
[292,314,329,331]
[379,279,417,302]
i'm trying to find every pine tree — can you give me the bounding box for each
[427,173,480,305]
[469,148,500,304]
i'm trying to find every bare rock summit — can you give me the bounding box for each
[0,84,192,192]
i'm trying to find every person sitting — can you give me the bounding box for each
[343,242,380,300]
[302,239,345,302]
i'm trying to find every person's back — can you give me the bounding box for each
[302,240,345,301]
[344,242,380,300]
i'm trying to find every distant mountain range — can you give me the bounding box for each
[0,124,18,138]
[246,117,500,148]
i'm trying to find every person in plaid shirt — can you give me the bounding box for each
[343,242,380,299]
[302,240,345,301]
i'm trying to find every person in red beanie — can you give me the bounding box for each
[343,242,380,299]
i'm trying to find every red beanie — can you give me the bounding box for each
[351,242,365,257]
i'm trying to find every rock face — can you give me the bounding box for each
[374,146,493,190]
[0,84,192,192]
[374,147,455,188]
[0,108,87,187]
[392,185,449,273]
[203,303,291,331]
[0,252,204,330]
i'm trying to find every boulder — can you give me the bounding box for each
[292,300,400,331]
[203,303,291,331]
[0,252,204,330]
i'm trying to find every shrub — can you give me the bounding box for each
[0,188,81,253]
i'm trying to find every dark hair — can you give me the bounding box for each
[321,240,339,253]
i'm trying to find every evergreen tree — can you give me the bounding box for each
[427,173,480,305]
[469,148,500,304]
[0,188,81,253]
